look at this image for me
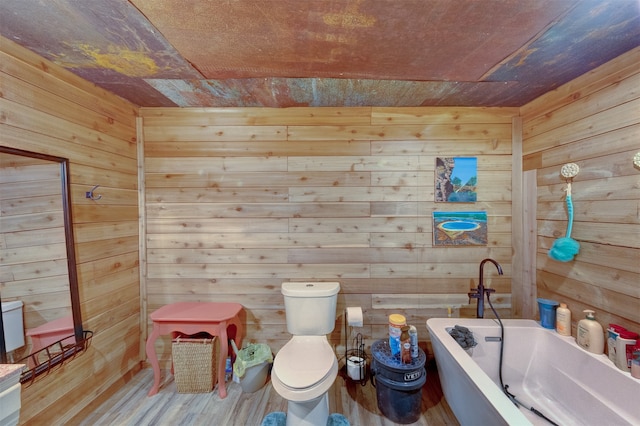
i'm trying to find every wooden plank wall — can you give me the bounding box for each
[0,30,636,425]
[139,106,518,366]
[520,47,640,340]
[0,37,141,424]
[0,155,71,360]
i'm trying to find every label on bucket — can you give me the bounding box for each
[404,370,422,381]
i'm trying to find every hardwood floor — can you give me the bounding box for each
[78,360,459,425]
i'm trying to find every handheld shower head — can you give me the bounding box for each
[549,163,581,262]
[560,163,579,179]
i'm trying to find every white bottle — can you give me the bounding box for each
[607,324,626,364]
[576,310,604,354]
[555,303,571,336]
[409,325,418,359]
[615,330,639,372]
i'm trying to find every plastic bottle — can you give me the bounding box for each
[576,310,604,354]
[555,303,572,336]
[388,314,406,357]
[225,356,233,382]
[400,326,412,364]
[607,324,627,364]
[409,325,419,359]
[615,330,639,372]
[631,346,640,379]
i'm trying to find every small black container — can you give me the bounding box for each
[371,339,427,424]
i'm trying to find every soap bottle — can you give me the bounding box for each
[555,303,571,336]
[409,325,419,359]
[576,310,604,354]
[400,326,412,364]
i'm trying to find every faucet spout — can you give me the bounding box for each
[471,258,504,318]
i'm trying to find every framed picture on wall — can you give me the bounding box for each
[433,211,487,246]
[435,157,477,202]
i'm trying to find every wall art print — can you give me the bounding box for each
[433,211,487,246]
[435,157,477,202]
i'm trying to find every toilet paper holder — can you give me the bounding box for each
[344,308,367,385]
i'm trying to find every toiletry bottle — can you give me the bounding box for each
[400,326,412,364]
[409,325,419,359]
[556,303,572,336]
[389,314,406,357]
[631,346,640,379]
[576,310,604,354]
[607,324,626,364]
[225,356,233,382]
[615,330,639,372]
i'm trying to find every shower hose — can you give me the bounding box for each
[485,294,560,426]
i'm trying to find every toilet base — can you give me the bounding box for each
[286,393,329,426]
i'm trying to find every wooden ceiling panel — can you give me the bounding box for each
[130,0,576,81]
[1,0,638,107]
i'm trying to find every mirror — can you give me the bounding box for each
[0,146,83,368]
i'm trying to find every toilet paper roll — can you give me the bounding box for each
[346,307,363,327]
[347,356,365,380]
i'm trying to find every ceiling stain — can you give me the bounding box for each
[66,43,160,77]
[323,1,376,29]
[513,48,540,68]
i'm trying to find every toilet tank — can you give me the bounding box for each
[282,282,340,335]
[1,300,25,353]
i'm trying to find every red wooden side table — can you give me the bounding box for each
[145,302,244,398]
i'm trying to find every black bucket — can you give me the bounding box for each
[371,339,427,424]
[374,371,427,424]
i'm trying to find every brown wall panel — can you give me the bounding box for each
[1,37,140,424]
[140,105,517,364]
[521,47,640,338]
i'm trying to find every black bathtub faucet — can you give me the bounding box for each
[468,258,503,318]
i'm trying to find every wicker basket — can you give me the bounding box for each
[172,334,218,393]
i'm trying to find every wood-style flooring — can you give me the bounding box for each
[79,360,459,425]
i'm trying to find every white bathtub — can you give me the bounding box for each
[426,318,640,426]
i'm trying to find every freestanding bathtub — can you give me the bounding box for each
[426,318,640,426]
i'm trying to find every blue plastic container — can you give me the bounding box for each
[537,298,559,329]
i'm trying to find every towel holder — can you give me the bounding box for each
[85,185,102,201]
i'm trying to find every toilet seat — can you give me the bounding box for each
[271,335,338,402]
[273,336,335,389]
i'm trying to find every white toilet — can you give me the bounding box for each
[271,282,340,426]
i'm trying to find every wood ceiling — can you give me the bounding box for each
[1,0,638,108]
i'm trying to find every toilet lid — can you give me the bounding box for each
[274,336,335,389]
